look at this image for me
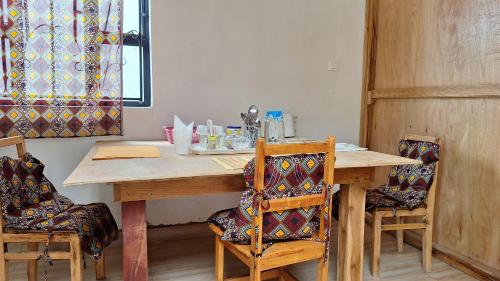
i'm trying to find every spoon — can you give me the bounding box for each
[247,105,259,126]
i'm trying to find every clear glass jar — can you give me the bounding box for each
[264,111,285,143]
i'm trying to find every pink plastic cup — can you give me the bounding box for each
[163,126,199,144]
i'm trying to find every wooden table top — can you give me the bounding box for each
[63,141,421,187]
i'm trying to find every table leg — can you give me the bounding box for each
[337,183,366,281]
[122,200,148,281]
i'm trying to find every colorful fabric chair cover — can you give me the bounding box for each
[0,153,118,258]
[366,139,440,211]
[209,154,330,244]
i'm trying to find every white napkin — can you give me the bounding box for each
[173,115,193,155]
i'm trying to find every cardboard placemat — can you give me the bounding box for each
[93,146,160,160]
[212,156,253,170]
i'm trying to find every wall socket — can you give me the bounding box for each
[328,60,338,71]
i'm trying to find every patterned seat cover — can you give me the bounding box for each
[0,153,118,258]
[208,154,331,244]
[366,139,440,211]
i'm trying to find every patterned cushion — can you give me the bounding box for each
[0,154,118,258]
[365,189,403,211]
[374,139,440,210]
[209,154,329,243]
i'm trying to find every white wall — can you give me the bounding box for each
[0,0,366,228]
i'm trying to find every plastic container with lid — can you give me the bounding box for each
[226,126,242,136]
[264,110,285,143]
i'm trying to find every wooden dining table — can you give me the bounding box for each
[63,141,420,281]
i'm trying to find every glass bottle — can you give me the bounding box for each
[264,111,285,143]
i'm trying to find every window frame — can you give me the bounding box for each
[122,0,151,107]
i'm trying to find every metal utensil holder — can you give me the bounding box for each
[246,125,260,148]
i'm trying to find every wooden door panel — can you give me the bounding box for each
[375,0,499,89]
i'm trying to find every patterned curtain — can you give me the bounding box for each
[0,0,122,138]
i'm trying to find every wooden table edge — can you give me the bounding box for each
[111,167,376,202]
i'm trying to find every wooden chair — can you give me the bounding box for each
[369,134,440,277]
[0,136,106,281]
[209,137,336,281]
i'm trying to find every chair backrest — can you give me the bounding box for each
[0,136,26,159]
[0,136,26,227]
[251,137,336,254]
[403,134,440,211]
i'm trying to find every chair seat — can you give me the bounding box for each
[367,190,428,219]
[366,189,403,211]
[2,228,77,243]
[209,224,324,271]
[367,189,428,213]
[4,228,76,234]
[372,207,428,218]
[4,203,118,258]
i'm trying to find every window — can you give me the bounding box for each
[122,0,151,107]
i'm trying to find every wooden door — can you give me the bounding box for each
[360,0,500,279]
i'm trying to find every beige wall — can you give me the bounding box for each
[0,0,366,227]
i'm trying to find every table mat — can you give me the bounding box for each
[212,156,254,170]
[93,146,160,160]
